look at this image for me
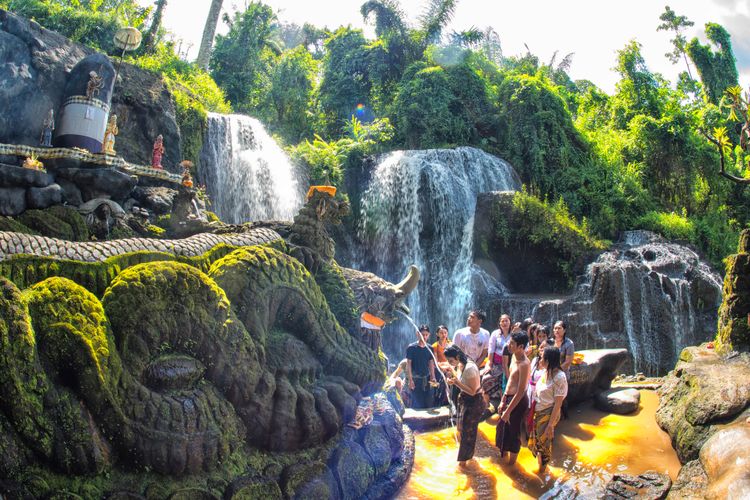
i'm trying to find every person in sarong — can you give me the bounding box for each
[444,344,485,466]
[496,331,530,464]
[528,346,568,473]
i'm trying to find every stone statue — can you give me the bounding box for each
[85,70,104,99]
[39,109,54,147]
[101,114,118,155]
[151,134,165,169]
[180,160,194,188]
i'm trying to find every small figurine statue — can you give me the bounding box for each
[151,134,165,169]
[40,109,54,147]
[180,160,194,188]
[86,70,104,99]
[102,114,118,155]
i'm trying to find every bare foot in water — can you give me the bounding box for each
[458,459,477,470]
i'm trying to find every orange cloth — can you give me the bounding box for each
[432,340,452,363]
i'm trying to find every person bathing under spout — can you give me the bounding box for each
[496,331,530,465]
[443,344,485,468]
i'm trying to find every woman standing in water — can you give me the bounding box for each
[553,320,574,418]
[432,325,452,405]
[444,344,485,467]
[528,347,567,473]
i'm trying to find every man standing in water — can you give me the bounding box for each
[407,325,437,408]
[496,331,530,465]
[453,310,490,367]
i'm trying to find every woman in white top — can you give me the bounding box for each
[444,344,485,466]
[528,346,568,473]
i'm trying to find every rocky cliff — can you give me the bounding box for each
[0,9,181,168]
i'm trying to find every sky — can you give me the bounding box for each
[144,0,750,94]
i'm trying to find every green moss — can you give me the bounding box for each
[488,189,608,291]
[314,262,360,335]
[173,85,208,171]
[0,216,37,235]
[44,206,89,241]
[0,241,282,298]
[716,233,750,352]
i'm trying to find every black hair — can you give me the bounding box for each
[443,344,468,366]
[471,309,486,323]
[537,325,550,339]
[419,324,430,332]
[511,331,529,349]
[543,346,562,379]
[520,317,534,331]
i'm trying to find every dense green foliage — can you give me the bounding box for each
[4,0,748,266]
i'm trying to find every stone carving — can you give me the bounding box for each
[0,228,412,498]
[85,69,103,99]
[39,109,54,147]
[151,134,164,169]
[102,113,118,155]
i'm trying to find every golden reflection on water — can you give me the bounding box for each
[397,391,680,499]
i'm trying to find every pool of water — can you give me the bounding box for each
[397,390,680,499]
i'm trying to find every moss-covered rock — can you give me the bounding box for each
[15,206,89,242]
[0,216,37,235]
[656,345,750,462]
[473,190,607,293]
[717,228,750,352]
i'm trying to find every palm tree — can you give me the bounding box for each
[360,0,407,38]
[142,0,167,53]
[196,0,224,70]
[418,0,458,49]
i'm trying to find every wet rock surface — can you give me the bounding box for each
[567,349,628,403]
[481,231,722,376]
[595,387,641,414]
[604,471,671,499]
[657,345,750,462]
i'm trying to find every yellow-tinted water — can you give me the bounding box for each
[397,390,680,499]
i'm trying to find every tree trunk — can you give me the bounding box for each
[196,0,224,71]
[143,0,168,53]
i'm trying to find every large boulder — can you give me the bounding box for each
[698,418,750,499]
[567,349,628,403]
[0,9,180,167]
[53,167,136,202]
[603,471,671,499]
[656,345,750,463]
[595,387,641,414]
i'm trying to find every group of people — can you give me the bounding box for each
[390,309,575,473]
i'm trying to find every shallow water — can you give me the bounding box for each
[397,390,680,499]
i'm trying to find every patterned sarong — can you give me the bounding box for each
[528,405,554,467]
[457,392,485,461]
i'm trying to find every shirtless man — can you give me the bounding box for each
[496,331,530,465]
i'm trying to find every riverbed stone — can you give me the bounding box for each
[567,349,628,403]
[656,345,750,462]
[604,471,671,499]
[667,459,708,499]
[595,388,641,414]
[699,418,750,499]
[328,440,375,500]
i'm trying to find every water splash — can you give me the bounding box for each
[354,147,520,359]
[199,113,304,223]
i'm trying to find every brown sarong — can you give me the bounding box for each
[496,393,528,454]
[457,392,485,461]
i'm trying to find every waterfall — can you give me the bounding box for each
[353,147,521,359]
[199,113,304,224]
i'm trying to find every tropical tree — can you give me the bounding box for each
[657,5,694,79]
[196,0,223,70]
[686,23,739,104]
[142,0,167,53]
[210,2,281,111]
[267,46,318,141]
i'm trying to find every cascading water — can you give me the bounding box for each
[199,113,304,224]
[352,147,521,360]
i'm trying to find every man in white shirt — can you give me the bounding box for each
[452,309,490,367]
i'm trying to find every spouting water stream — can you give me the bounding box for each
[398,310,457,425]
